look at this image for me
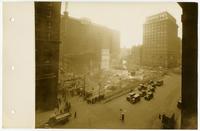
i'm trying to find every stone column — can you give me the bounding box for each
[179,2,198,129]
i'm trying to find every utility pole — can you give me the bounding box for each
[98,83,101,98]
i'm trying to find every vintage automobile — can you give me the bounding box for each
[126,95,132,101]
[148,80,154,85]
[130,97,136,104]
[144,92,153,100]
[148,80,158,87]
[139,84,148,90]
[139,90,147,97]
[129,92,136,97]
[130,94,140,104]
[147,85,155,92]
[47,112,71,127]
[156,80,164,86]
[126,92,136,101]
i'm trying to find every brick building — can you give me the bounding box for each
[60,10,120,75]
[35,2,61,110]
[142,12,181,68]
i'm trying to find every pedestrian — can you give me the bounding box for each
[64,101,68,113]
[54,107,59,116]
[162,114,166,123]
[74,111,77,118]
[121,113,125,122]
[159,114,161,119]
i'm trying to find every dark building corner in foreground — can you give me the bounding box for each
[35,2,61,110]
[179,2,198,129]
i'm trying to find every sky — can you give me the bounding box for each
[61,2,182,48]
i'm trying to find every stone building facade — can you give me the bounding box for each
[142,12,181,68]
[35,2,61,110]
[60,11,120,75]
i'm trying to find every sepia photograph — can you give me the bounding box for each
[33,1,196,129]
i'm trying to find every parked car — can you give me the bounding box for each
[156,80,164,86]
[139,90,146,97]
[139,84,147,90]
[148,80,157,87]
[126,95,132,101]
[144,92,153,100]
[151,82,157,87]
[47,112,71,127]
[126,92,136,101]
[129,92,136,97]
[130,94,140,104]
[147,85,155,92]
[148,80,154,85]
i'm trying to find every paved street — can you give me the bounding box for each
[33,3,189,129]
[49,72,181,129]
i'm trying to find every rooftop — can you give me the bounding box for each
[145,11,176,23]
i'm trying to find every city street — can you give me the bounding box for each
[33,2,191,129]
[4,2,197,129]
[50,72,181,129]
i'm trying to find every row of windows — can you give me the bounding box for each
[147,13,168,21]
[145,21,167,27]
[145,30,167,34]
[144,31,167,37]
[144,37,168,41]
[144,28,167,33]
[144,39,167,45]
[143,47,167,50]
[145,24,167,30]
[143,47,167,51]
[144,41,167,45]
[143,48,167,53]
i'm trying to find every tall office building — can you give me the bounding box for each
[142,12,180,68]
[60,9,120,75]
[35,2,61,110]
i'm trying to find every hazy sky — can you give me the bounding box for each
[61,2,182,48]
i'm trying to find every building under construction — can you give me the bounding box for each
[35,2,61,110]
